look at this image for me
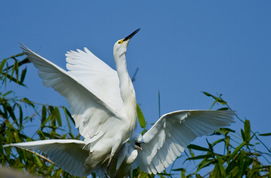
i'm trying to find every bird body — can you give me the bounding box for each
[4,29,234,177]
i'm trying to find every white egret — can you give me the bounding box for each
[4,29,234,177]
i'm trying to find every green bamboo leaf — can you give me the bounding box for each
[172,168,186,171]
[202,91,227,105]
[18,104,23,129]
[13,132,21,142]
[6,105,18,126]
[241,129,246,142]
[197,159,215,171]
[244,120,251,142]
[53,107,62,127]
[157,172,172,176]
[212,138,225,146]
[41,106,47,128]
[63,107,75,125]
[187,144,210,152]
[2,90,13,97]
[11,60,19,80]
[259,132,271,136]
[225,135,231,153]
[20,68,27,83]
[0,71,25,86]
[214,128,235,135]
[0,58,7,72]
[187,154,212,160]
[48,106,56,127]
[136,104,146,128]
[229,141,246,160]
[37,130,45,139]
[217,157,226,177]
[225,158,236,174]
[20,97,35,108]
[172,168,186,177]
[33,154,43,167]
[202,91,213,97]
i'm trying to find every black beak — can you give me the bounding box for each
[135,141,143,151]
[123,28,140,41]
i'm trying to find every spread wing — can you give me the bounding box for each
[22,46,124,141]
[65,48,123,111]
[136,110,234,174]
[4,139,89,177]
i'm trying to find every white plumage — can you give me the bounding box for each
[136,110,234,174]
[4,29,234,177]
[4,140,89,176]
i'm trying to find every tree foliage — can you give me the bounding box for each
[1,53,271,177]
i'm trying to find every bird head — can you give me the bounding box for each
[113,28,140,58]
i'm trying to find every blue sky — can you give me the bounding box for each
[1,0,271,172]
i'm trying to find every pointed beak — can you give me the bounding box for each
[123,28,140,41]
[134,141,143,151]
[135,144,142,151]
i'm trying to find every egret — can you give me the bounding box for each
[4,29,234,177]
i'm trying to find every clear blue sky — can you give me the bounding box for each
[1,0,271,172]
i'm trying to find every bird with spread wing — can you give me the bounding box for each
[4,29,234,177]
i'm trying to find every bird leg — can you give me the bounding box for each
[107,138,122,167]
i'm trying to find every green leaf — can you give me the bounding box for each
[211,138,225,147]
[2,90,13,97]
[0,71,25,86]
[202,91,213,97]
[20,68,27,83]
[259,132,271,136]
[0,58,8,72]
[197,159,215,171]
[229,141,246,160]
[214,128,235,135]
[187,154,212,160]
[41,105,47,127]
[136,104,146,128]
[53,107,62,127]
[187,144,210,152]
[18,104,23,129]
[241,129,246,142]
[33,154,43,167]
[202,91,227,105]
[172,168,186,171]
[20,97,35,108]
[244,120,251,142]
[157,172,172,176]
[6,105,18,126]
[62,107,75,125]
[216,157,226,177]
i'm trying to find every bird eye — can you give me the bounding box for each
[118,40,123,44]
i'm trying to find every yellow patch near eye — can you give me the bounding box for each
[118,40,124,44]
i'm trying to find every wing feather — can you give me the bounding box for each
[21,46,124,142]
[136,110,234,174]
[65,47,123,112]
[4,140,89,176]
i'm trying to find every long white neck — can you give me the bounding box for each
[114,52,137,131]
[115,55,135,103]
